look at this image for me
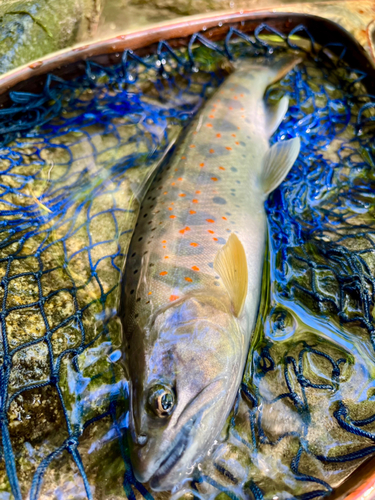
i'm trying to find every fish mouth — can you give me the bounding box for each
[149,418,195,490]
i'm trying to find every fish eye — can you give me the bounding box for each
[147,384,176,418]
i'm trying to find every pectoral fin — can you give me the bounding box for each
[214,233,248,317]
[261,137,300,196]
[266,95,289,137]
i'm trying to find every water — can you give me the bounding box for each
[0,27,374,500]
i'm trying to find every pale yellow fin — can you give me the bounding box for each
[214,233,248,317]
[266,95,289,138]
[262,137,300,196]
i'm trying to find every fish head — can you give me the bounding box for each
[126,293,244,491]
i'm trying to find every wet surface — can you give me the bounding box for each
[0,25,374,500]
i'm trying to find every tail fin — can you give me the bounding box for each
[266,55,304,87]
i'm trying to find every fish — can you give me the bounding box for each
[119,55,301,491]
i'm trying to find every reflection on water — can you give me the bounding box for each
[0,26,374,500]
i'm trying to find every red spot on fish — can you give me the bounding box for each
[185,277,192,282]
[235,141,240,145]
[186,227,191,231]
[222,216,227,220]
[170,215,176,219]
[232,134,236,137]
[206,123,213,127]
[168,207,173,211]
[209,149,215,154]
[225,147,232,151]
[196,190,201,194]
[241,108,244,111]
[237,126,241,130]
[209,114,215,119]
[165,256,169,259]
[200,162,205,167]
[216,133,221,138]
[190,242,199,247]
[211,177,218,182]
[234,96,238,100]
[163,246,166,249]
[162,240,166,243]
[171,182,175,186]
[163,191,168,195]
[192,266,200,271]
[206,219,215,223]
[240,94,244,97]
[190,210,196,215]
[229,107,233,110]
[169,295,179,301]
[160,271,168,276]
[219,166,225,171]
[179,227,190,234]
[208,230,215,234]
[213,238,218,241]
[192,199,199,203]
[181,156,186,159]
[179,193,186,197]
[178,177,183,181]
[148,291,152,295]
[193,131,197,135]
[190,144,195,148]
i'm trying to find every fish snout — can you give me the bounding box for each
[129,434,155,483]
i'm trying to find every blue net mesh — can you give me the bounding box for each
[0,22,374,500]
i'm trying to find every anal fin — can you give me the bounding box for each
[261,137,301,196]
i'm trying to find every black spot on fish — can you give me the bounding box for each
[208,262,213,268]
[214,281,220,286]
[211,118,238,132]
[236,180,241,184]
[138,237,143,241]
[226,212,231,216]
[134,269,138,274]
[231,167,238,172]
[212,197,227,205]
[215,237,226,244]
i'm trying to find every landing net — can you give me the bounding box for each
[0,22,374,500]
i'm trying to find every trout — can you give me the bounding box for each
[119,56,301,491]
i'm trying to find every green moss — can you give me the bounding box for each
[0,0,101,74]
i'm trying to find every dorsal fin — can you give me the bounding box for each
[214,233,248,317]
[261,137,301,196]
